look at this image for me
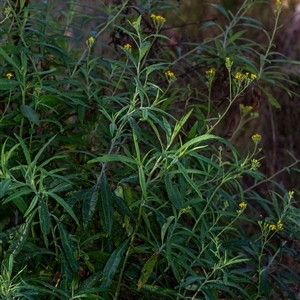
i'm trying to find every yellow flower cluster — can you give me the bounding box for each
[86,36,95,47]
[124,43,132,51]
[237,201,247,214]
[165,70,176,81]
[252,133,261,144]
[225,57,233,70]
[274,0,284,15]
[6,73,13,79]
[269,220,283,231]
[239,202,247,209]
[206,68,216,76]
[239,103,253,113]
[234,72,257,82]
[150,14,166,23]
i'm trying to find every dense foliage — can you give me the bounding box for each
[1,0,300,299]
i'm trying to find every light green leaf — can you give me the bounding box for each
[138,253,158,289]
[139,41,151,61]
[24,194,39,217]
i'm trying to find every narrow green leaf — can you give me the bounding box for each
[113,193,136,221]
[161,216,175,243]
[139,41,151,61]
[3,188,33,204]
[145,63,166,77]
[7,210,36,257]
[31,135,57,167]
[77,271,103,292]
[0,178,11,198]
[0,79,20,90]
[14,134,31,165]
[0,47,19,69]
[82,188,98,229]
[138,165,147,199]
[100,238,130,289]
[12,197,28,214]
[88,154,136,166]
[170,110,193,145]
[165,175,182,210]
[259,86,281,108]
[98,174,114,236]
[176,161,202,198]
[24,194,39,217]
[140,285,177,299]
[128,116,141,141]
[226,30,247,46]
[177,134,220,154]
[38,197,51,235]
[47,192,79,225]
[138,253,158,289]
[260,267,271,297]
[56,218,80,273]
[20,105,40,126]
[210,4,230,20]
[60,250,73,293]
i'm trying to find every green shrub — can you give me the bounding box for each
[0,0,300,299]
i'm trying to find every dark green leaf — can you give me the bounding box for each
[20,105,40,126]
[98,174,114,236]
[82,188,98,229]
[165,175,182,210]
[100,238,130,289]
[56,218,80,273]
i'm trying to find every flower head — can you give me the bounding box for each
[150,14,166,23]
[151,14,166,30]
[252,133,261,144]
[239,104,253,115]
[206,68,216,76]
[165,70,176,83]
[269,220,283,231]
[86,36,95,47]
[251,158,261,171]
[239,202,247,209]
[225,57,233,70]
[275,0,284,14]
[276,220,283,230]
[124,43,132,51]
[6,73,13,79]
[237,201,247,214]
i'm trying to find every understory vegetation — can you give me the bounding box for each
[1,0,300,299]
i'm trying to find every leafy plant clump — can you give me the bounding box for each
[1,0,300,299]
